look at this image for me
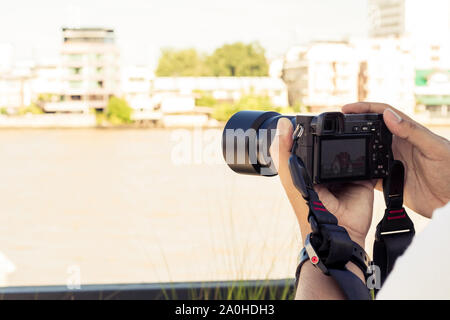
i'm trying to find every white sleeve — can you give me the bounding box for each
[377,202,450,300]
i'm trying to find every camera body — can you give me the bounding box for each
[222,111,393,184]
[293,112,392,184]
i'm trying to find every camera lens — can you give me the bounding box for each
[221,110,294,176]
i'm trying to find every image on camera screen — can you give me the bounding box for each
[320,139,366,180]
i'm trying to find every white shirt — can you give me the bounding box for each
[377,202,450,299]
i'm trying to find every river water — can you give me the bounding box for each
[0,126,448,286]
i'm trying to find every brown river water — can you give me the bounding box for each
[0,126,448,286]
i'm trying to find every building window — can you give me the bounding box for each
[88,95,104,101]
[70,67,82,75]
[68,54,83,61]
[70,95,82,101]
[69,80,83,89]
[97,81,104,88]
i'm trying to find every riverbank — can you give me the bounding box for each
[0,112,449,129]
[0,114,222,129]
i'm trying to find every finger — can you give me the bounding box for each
[342,102,391,114]
[270,118,311,236]
[383,108,448,157]
[342,102,413,122]
[270,117,293,172]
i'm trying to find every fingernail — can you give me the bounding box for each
[276,118,290,136]
[385,108,402,123]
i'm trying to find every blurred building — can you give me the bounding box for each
[283,42,360,111]
[369,0,450,40]
[368,0,450,118]
[151,77,288,113]
[0,43,14,73]
[415,70,450,119]
[52,27,120,113]
[355,38,416,115]
[0,61,33,111]
[31,63,63,105]
[0,74,32,111]
[369,0,450,69]
[282,39,416,114]
[121,65,153,112]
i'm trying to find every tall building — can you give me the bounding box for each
[368,0,406,38]
[369,0,450,39]
[56,27,120,112]
[369,0,450,69]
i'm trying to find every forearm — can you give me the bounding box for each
[295,259,366,300]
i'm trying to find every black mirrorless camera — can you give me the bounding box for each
[222,111,393,184]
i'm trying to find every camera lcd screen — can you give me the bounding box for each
[320,139,366,180]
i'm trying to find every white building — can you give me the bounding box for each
[31,63,62,102]
[369,0,450,38]
[354,38,416,115]
[369,0,450,70]
[283,42,360,111]
[0,74,32,111]
[151,77,288,113]
[56,27,120,112]
[0,61,34,111]
[121,65,153,112]
[282,39,416,114]
[0,43,14,73]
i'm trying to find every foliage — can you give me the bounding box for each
[37,93,59,103]
[105,96,133,124]
[0,107,7,115]
[210,94,294,122]
[155,42,269,77]
[195,93,217,107]
[17,103,44,115]
[155,48,208,77]
[206,42,268,77]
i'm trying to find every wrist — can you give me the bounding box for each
[347,232,366,250]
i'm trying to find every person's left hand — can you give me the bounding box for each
[269,118,376,248]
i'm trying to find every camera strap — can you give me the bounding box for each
[289,126,415,300]
[373,160,415,294]
[289,132,371,300]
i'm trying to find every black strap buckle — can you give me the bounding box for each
[373,160,415,292]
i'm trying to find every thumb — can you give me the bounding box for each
[383,108,445,156]
[270,117,293,172]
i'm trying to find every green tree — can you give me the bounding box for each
[18,103,44,115]
[155,48,208,76]
[211,94,273,121]
[206,42,269,76]
[106,97,133,124]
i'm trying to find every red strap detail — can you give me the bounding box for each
[388,214,406,220]
[314,207,327,212]
[313,201,323,206]
[389,209,404,214]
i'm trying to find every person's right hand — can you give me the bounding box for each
[342,102,450,218]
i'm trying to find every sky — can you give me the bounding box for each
[0,0,368,67]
